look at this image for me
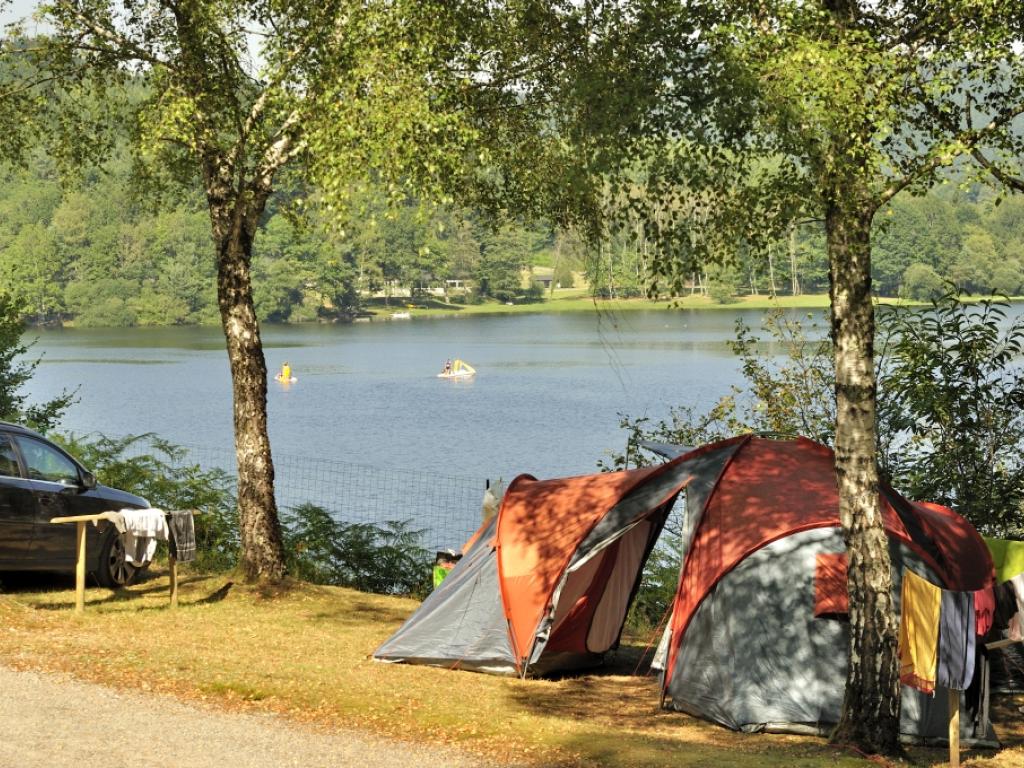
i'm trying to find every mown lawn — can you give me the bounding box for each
[0,570,1019,768]
[362,292,836,318]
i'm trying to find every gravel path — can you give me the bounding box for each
[0,665,495,768]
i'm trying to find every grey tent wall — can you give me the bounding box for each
[663,528,997,744]
[373,515,517,674]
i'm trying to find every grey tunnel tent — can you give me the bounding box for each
[375,436,1000,745]
[374,458,693,675]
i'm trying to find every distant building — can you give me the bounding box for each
[532,275,553,289]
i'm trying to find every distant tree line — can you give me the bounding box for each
[1,152,1021,327]
[0,153,582,326]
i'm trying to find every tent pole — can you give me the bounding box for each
[948,688,959,768]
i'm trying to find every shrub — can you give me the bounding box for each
[553,264,575,289]
[281,503,431,596]
[900,262,944,301]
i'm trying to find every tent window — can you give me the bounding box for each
[814,553,849,619]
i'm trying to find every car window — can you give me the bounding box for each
[13,436,80,484]
[0,433,19,478]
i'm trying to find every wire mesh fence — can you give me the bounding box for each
[122,439,489,552]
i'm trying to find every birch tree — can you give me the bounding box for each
[543,0,1024,754]
[26,0,567,580]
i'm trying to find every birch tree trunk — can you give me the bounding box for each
[826,190,901,752]
[206,162,288,581]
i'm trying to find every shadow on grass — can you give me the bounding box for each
[7,572,230,612]
[311,596,413,626]
[990,692,1024,747]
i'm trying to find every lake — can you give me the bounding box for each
[24,309,807,545]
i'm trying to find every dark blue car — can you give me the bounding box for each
[0,421,149,587]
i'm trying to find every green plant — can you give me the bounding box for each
[900,263,944,301]
[625,539,681,634]
[876,291,1024,536]
[0,291,75,432]
[281,503,431,596]
[599,308,835,474]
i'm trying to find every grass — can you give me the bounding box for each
[0,570,1020,767]
[363,291,1024,319]
[362,291,836,319]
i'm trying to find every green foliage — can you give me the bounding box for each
[877,293,1024,536]
[600,309,835,473]
[605,296,1024,537]
[707,266,740,304]
[281,503,431,596]
[553,263,575,289]
[51,433,240,570]
[0,290,73,432]
[625,540,681,634]
[900,263,944,301]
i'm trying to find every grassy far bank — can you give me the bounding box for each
[364,291,834,319]
[0,572,1020,768]
[49,291,1024,328]
[360,291,1024,320]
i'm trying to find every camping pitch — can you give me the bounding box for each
[374,435,999,744]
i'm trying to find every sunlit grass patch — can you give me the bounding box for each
[0,571,1019,767]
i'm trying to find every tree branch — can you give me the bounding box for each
[52,2,171,69]
[878,98,1024,205]
[970,147,1024,193]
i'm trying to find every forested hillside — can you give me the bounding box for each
[1,150,1020,326]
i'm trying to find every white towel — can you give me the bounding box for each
[120,507,169,565]
[1009,574,1024,642]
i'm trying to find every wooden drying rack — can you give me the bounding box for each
[49,510,196,613]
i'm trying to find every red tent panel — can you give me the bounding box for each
[665,438,922,680]
[497,462,681,667]
[910,500,995,591]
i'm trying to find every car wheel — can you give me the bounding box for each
[93,528,138,589]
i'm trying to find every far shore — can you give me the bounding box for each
[37,290,1024,329]
[365,290,1023,321]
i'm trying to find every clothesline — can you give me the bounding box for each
[49,508,199,613]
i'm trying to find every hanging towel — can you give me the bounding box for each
[120,507,169,565]
[974,585,995,639]
[937,588,976,691]
[899,569,942,694]
[166,510,196,563]
[1008,574,1024,643]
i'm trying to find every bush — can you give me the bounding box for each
[553,264,575,289]
[0,291,74,432]
[900,262,944,300]
[523,283,546,302]
[625,540,681,634]
[707,265,740,304]
[990,263,1023,297]
[281,503,431,596]
[878,291,1024,536]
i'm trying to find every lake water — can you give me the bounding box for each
[24,309,801,545]
[27,310,775,477]
[23,302,1024,547]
